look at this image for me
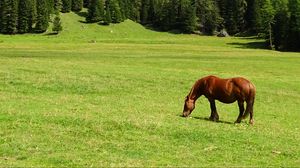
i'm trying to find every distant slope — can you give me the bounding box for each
[58,11,168,42]
[0,11,266,50]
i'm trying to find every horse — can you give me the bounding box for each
[182,75,256,125]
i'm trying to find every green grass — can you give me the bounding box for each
[0,12,300,167]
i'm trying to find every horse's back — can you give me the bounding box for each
[208,76,254,91]
[202,75,255,102]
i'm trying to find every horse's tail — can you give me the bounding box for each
[242,82,256,119]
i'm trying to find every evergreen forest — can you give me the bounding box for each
[0,0,299,51]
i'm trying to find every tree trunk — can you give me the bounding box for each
[269,22,274,50]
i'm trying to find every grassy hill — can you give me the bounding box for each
[0,12,299,167]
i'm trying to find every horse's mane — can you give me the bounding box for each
[188,85,195,98]
[188,79,202,100]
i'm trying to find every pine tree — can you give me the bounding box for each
[18,0,34,34]
[179,0,197,33]
[118,0,127,21]
[272,0,289,50]
[83,0,90,7]
[258,0,275,48]
[197,0,221,35]
[235,0,247,32]
[225,0,238,34]
[72,0,83,12]
[0,0,3,33]
[127,0,141,22]
[35,0,50,33]
[54,0,63,13]
[1,0,18,34]
[62,0,72,13]
[157,1,171,30]
[140,0,156,24]
[216,0,247,35]
[148,0,156,23]
[29,0,37,32]
[104,0,112,24]
[287,0,300,51]
[122,0,131,19]
[151,0,166,28]
[48,0,55,14]
[141,0,150,24]
[161,0,178,30]
[99,0,105,19]
[252,0,260,33]
[52,14,63,34]
[217,0,226,19]
[109,0,123,23]
[245,0,255,32]
[184,2,197,33]
[86,0,104,23]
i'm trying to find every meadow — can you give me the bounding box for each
[0,12,299,167]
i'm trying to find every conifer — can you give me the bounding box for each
[72,0,83,12]
[109,0,123,23]
[35,0,49,33]
[1,0,18,34]
[62,0,72,13]
[0,0,3,32]
[104,0,112,25]
[287,0,300,50]
[18,0,34,33]
[54,0,63,12]
[86,0,104,23]
[52,14,63,34]
[83,0,91,8]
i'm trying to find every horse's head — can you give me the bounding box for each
[182,96,195,117]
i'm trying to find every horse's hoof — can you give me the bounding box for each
[249,119,254,125]
[209,116,219,122]
[235,120,242,124]
[210,118,218,122]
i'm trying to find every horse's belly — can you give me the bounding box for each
[217,97,236,104]
[205,93,237,104]
[214,84,238,103]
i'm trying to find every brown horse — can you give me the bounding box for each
[182,75,256,125]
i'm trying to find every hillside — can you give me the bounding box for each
[1,11,264,46]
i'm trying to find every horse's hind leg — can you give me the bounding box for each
[209,99,219,122]
[244,100,254,125]
[235,100,245,123]
[249,101,254,125]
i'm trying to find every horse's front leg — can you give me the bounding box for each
[209,99,219,122]
[235,100,245,123]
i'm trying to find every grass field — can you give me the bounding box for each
[0,12,300,167]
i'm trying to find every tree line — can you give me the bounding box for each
[0,0,63,34]
[0,0,299,51]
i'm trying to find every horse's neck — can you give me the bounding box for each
[189,80,203,101]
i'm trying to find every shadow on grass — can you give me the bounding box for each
[44,32,59,36]
[227,41,268,50]
[76,11,88,18]
[76,11,89,24]
[193,116,233,125]
[143,24,193,35]
[79,20,88,23]
[237,36,261,40]
[179,115,233,125]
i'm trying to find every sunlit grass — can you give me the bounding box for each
[0,11,299,167]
